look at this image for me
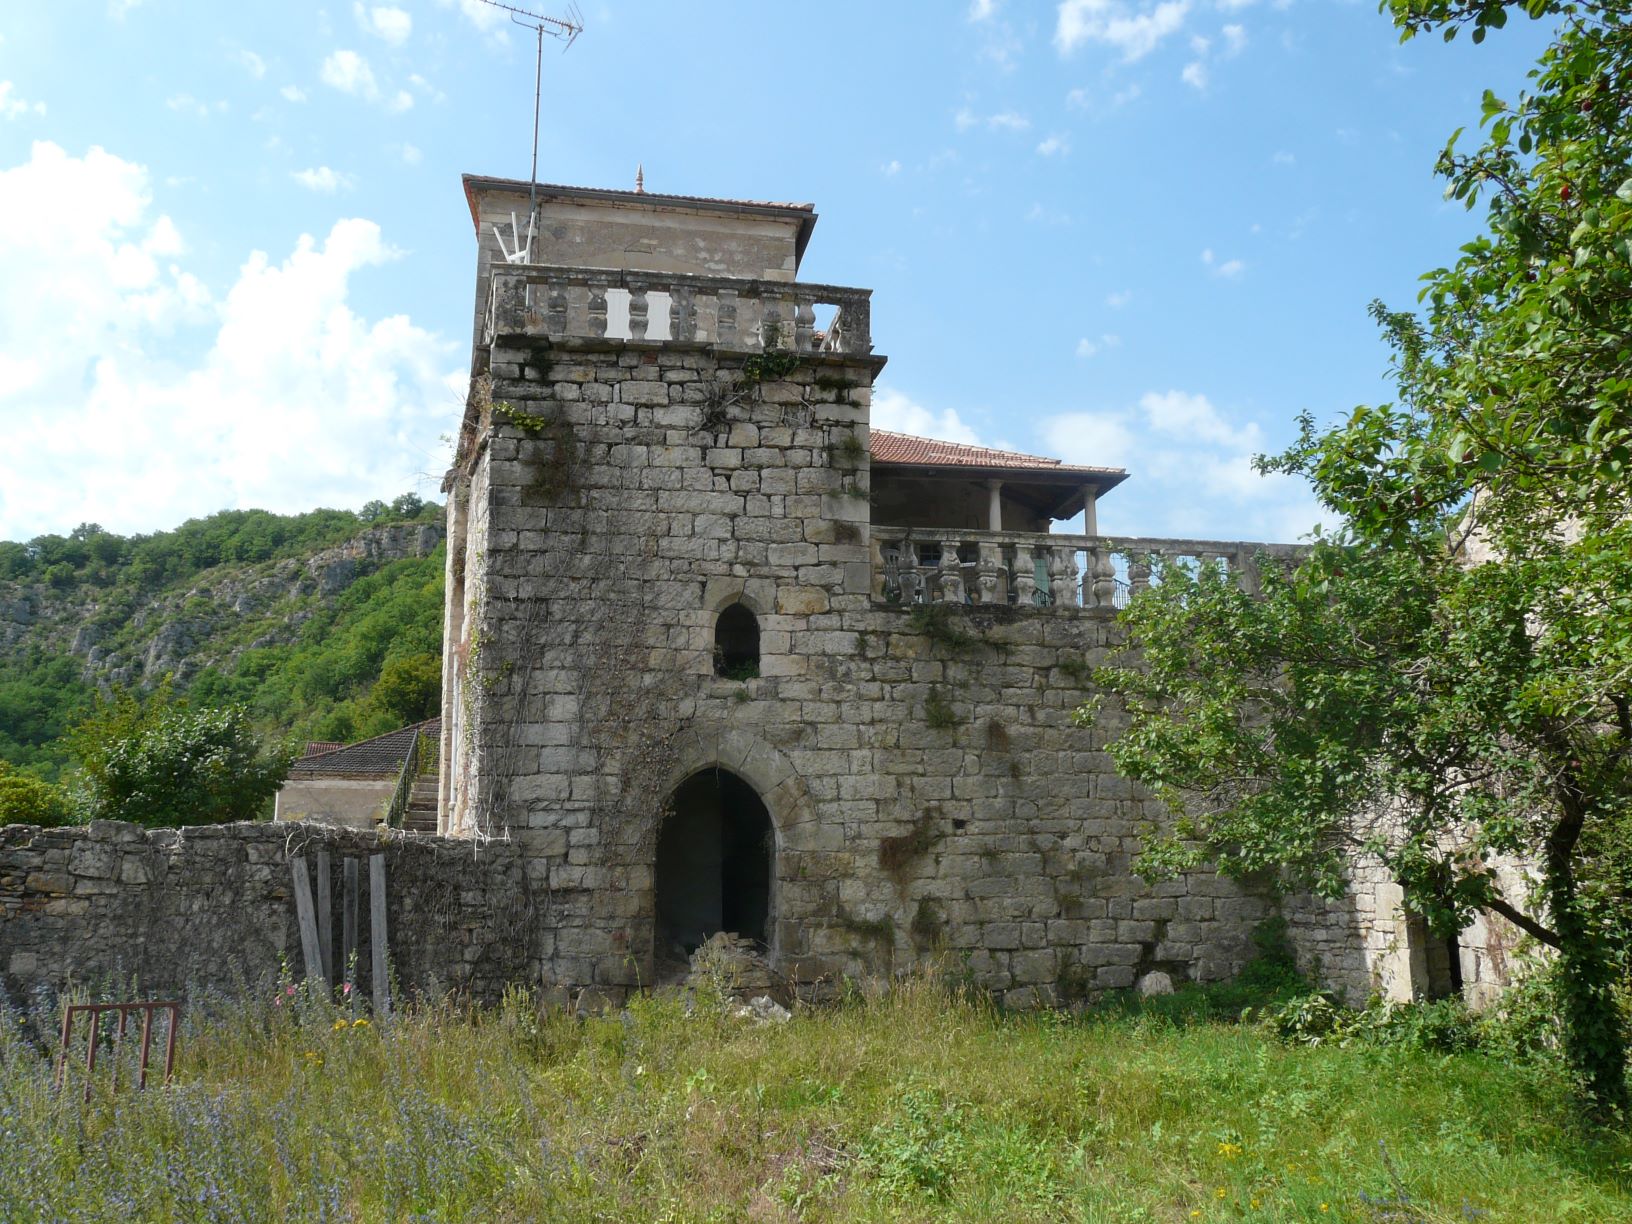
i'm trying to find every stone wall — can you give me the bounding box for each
[439,337,1297,1006]
[0,820,544,1005]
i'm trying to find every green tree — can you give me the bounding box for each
[0,760,76,827]
[1094,0,1632,1116]
[367,651,442,727]
[71,686,294,828]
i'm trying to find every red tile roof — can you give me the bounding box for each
[869,431,1125,478]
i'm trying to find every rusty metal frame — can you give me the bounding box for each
[55,1001,180,1101]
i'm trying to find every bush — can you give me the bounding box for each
[71,687,293,827]
[0,761,77,827]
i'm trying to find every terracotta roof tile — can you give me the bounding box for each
[289,719,440,779]
[869,431,1124,477]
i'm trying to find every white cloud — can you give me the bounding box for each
[1076,337,1099,358]
[291,166,354,193]
[0,142,459,539]
[870,387,982,447]
[1221,23,1247,55]
[881,159,902,176]
[356,4,412,46]
[1041,411,1137,469]
[1271,149,1295,165]
[1201,248,1245,277]
[1075,333,1119,358]
[1042,390,1325,539]
[0,82,46,120]
[164,94,220,118]
[436,0,511,42]
[1036,133,1070,156]
[281,85,307,102]
[321,49,412,112]
[1181,60,1208,89]
[322,49,378,98]
[956,106,1032,133]
[236,50,267,79]
[1105,289,1132,308]
[398,143,423,166]
[1055,0,1191,61]
[969,0,999,19]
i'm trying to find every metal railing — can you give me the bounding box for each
[383,732,424,830]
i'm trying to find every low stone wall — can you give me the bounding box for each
[0,820,547,1005]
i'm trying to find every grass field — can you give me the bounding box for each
[1,973,1628,1222]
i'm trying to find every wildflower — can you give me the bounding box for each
[1190,1213,1202,1220]
[332,1019,348,1031]
[1250,1199,1260,1210]
[341,983,352,995]
[1320,1206,1329,1214]
[1217,1141,1243,1160]
[1216,1188,1227,1200]
[351,1018,369,1028]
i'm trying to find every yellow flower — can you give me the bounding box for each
[1250,1199,1260,1210]
[332,1019,348,1031]
[1320,1206,1330,1214]
[1216,1188,1227,1200]
[352,1018,370,1027]
[1190,1213,1201,1220]
[1217,1141,1244,1160]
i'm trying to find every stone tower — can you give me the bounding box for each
[440,174,1329,1004]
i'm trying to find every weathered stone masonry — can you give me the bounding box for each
[1,821,542,1004]
[431,175,1329,1006]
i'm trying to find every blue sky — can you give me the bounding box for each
[0,1,1554,543]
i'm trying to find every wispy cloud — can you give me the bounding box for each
[871,387,983,446]
[1055,0,1191,61]
[1201,248,1245,277]
[881,158,902,176]
[321,49,412,111]
[1181,60,1208,89]
[969,0,999,19]
[1036,133,1070,156]
[1271,149,1295,165]
[1075,333,1121,358]
[0,82,46,120]
[355,3,412,46]
[1105,289,1133,308]
[1042,389,1324,539]
[291,166,355,193]
[236,49,267,79]
[281,85,308,103]
[955,106,1032,133]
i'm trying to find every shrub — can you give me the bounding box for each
[0,761,77,827]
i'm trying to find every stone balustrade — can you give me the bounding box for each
[871,527,1305,611]
[486,264,873,356]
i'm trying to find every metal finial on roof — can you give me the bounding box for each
[635,163,644,194]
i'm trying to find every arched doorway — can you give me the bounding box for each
[655,769,773,960]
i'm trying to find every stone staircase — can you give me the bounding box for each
[401,768,440,834]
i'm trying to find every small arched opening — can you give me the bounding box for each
[713,603,760,679]
[655,769,773,960]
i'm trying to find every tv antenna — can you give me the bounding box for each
[473,0,584,263]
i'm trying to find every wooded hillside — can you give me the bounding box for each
[0,497,445,780]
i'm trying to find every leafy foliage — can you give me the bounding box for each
[70,685,293,827]
[0,499,443,777]
[0,760,76,827]
[1094,1,1632,1115]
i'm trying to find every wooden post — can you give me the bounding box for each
[289,855,325,986]
[369,854,391,1019]
[315,849,333,986]
[343,857,359,986]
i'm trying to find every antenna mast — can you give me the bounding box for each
[474,0,584,248]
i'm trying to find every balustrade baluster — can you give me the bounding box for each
[628,284,649,342]
[1012,544,1038,606]
[795,299,816,352]
[1049,547,1079,608]
[1090,546,1117,609]
[977,542,1002,606]
[545,276,568,337]
[938,541,966,605]
[1128,555,1151,598]
[670,285,697,341]
[716,289,739,347]
[585,279,608,339]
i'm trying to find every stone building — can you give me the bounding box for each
[434,175,1508,1006]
